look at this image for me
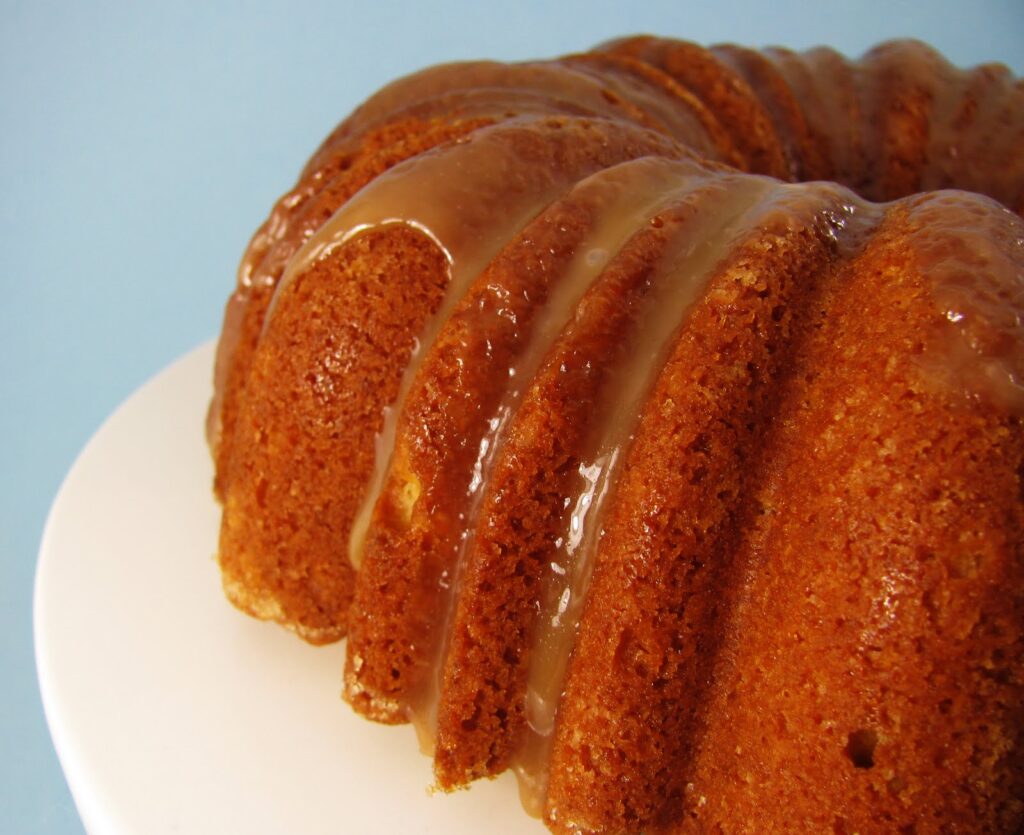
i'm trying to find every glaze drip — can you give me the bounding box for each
[510,174,777,812]
[408,156,734,748]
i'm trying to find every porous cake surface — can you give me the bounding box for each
[210,37,1024,833]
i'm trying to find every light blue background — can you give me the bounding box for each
[3,1,1021,831]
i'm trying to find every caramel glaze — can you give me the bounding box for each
[212,37,1024,834]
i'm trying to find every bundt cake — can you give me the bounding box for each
[209,37,1024,833]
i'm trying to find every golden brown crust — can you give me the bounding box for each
[763,45,844,183]
[857,41,942,201]
[219,226,450,641]
[563,51,743,167]
[674,203,1024,833]
[710,43,829,184]
[600,36,791,180]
